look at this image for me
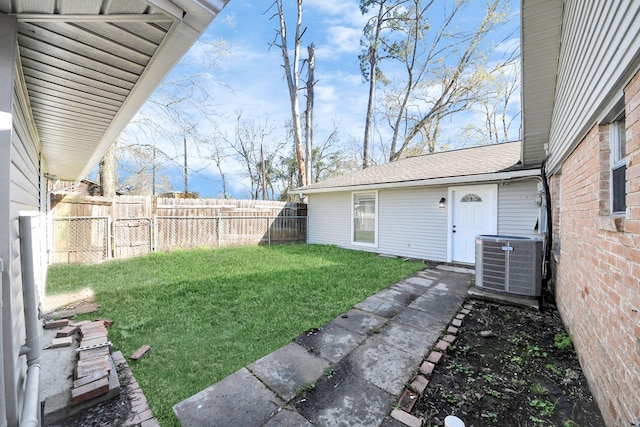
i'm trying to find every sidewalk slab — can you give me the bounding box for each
[409,291,464,319]
[392,307,443,330]
[248,342,329,401]
[343,339,422,395]
[173,368,283,427]
[373,321,440,357]
[295,323,367,364]
[264,408,313,427]
[374,288,418,306]
[330,308,388,336]
[294,365,394,427]
[354,295,404,319]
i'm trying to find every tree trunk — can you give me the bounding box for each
[183,134,188,194]
[277,0,307,187]
[99,142,117,197]
[304,43,315,185]
[362,2,386,169]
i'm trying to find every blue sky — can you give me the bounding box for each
[112,0,521,198]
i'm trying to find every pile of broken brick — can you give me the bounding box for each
[43,318,160,426]
[44,318,115,404]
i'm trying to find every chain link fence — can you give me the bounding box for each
[51,215,307,263]
[51,216,110,264]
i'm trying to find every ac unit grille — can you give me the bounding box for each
[476,235,543,297]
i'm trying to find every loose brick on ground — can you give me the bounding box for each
[130,345,151,361]
[451,318,463,327]
[460,308,471,315]
[69,320,92,328]
[419,361,435,376]
[73,371,109,388]
[76,341,112,352]
[56,325,79,338]
[443,334,457,344]
[447,326,459,335]
[426,351,442,364]
[44,319,69,329]
[71,377,110,405]
[455,313,465,320]
[140,419,160,427]
[435,340,449,352]
[77,355,110,369]
[125,408,154,426]
[390,408,423,427]
[95,318,113,327]
[47,337,73,349]
[398,388,419,412]
[410,375,429,394]
[78,347,110,360]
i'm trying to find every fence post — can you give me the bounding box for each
[267,217,271,245]
[107,215,112,259]
[217,217,221,248]
[153,215,157,252]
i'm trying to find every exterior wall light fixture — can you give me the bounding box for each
[439,197,446,209]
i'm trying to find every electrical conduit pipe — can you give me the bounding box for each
[18,215,41,427]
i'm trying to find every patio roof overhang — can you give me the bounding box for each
[1,0,229,181]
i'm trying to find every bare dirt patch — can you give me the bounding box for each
[413,298,605,426]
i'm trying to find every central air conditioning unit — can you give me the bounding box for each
[475,235,543,298]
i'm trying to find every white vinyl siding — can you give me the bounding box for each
[497,179,542,237]
[547,1,640,173]
[1,40,42,425]
[307,192,352,247]
[378,188,447,261]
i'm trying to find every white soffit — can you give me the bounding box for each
[520,0,563,166]
[0,0,229,180]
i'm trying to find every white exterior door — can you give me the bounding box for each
[449,185,497,264]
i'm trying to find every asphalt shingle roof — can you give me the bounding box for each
[296,141,533,192]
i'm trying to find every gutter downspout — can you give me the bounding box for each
[0,258,7,427]
[18,215,41,427]
[540,158,553,291]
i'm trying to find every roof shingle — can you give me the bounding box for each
[296,141,535,192]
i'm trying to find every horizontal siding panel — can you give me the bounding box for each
[307,193,351,247]
[548,1,640,171]
[497,179,541,237]
[378,188,447,261]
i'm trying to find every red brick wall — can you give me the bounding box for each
[553,71,640,426]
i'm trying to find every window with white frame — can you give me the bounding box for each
[610,113,627,213]
[352,191,377,245]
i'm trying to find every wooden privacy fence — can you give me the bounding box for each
[50,196,307,264]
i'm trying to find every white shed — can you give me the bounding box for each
[295,142,544,264]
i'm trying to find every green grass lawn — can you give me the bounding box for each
[46,244,423,426]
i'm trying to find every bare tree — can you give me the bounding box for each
[270,0,314,187]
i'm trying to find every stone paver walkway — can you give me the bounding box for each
[173,265,473,427]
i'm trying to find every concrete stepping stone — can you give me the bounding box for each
[390,281,427,296]
[408,292,463,318]
[374,288,417,306]
[295,365,394,427]
[372,321,440,357]
[173,368,283,426]
[248,342,329,401]
[343,339,422,395]
[392,307,442,330]
[354,296,404,319]
[295,323,367,364]
[403,276,435,288]
[264,408,314,426]
[330,309,388,336]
